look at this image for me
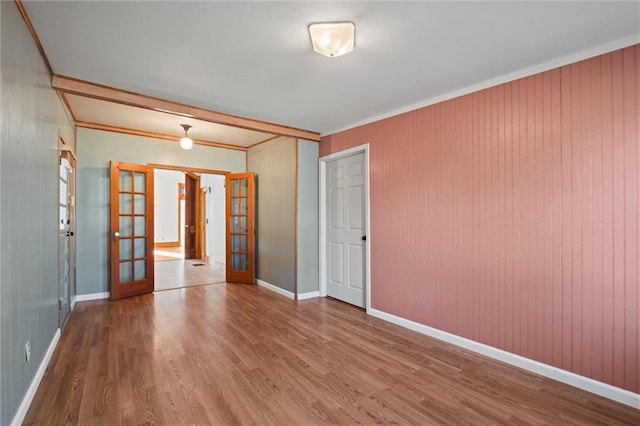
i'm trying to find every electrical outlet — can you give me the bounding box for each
[25,340,31,363]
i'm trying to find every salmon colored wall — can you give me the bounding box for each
[320,45,639,393]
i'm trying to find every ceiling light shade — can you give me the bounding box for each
[308,22,355,58]
[179,124,193,150]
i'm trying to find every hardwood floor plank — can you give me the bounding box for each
[23,284,640,425]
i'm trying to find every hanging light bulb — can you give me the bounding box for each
[180,124,193,150]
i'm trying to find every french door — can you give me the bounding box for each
[225,173,255,284]
[109,162,155,300]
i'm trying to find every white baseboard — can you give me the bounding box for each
[74,292,110,302]
[368,308,640,409]
[70,295,77,310]
[297,291,320,301]
[11,328,61,426]
[256,279,294,300]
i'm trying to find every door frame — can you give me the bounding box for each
[150,163,229,263]
[178,182,185,247]
[184,172,200,259]
[58,130,76,326]
[319,143,371,312]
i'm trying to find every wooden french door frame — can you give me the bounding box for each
[319,144,371,312]
[109,162,155,300]
[225,173,255,284]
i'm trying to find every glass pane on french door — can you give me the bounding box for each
[117,169,148,284]
[229,176,249,272]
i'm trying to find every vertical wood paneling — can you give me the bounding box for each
[622,46,638,393]
[600,51,616,386]
[247,137,297,293]
[296,140,320,295]
[319,45,640,394]
[1,2,76,424]
[610,50,624,389]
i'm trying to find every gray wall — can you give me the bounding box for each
[296,140,319,294]
[1,2,75,424]
[76,128,245,295]
[247,137,296,292]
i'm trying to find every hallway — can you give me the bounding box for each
[154,258,225,291]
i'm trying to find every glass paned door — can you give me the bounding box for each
[226,173,255,284]
[110,162,154,299]
[58,157,72,326]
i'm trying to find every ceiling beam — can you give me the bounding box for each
[75,121,248,152]
[52,75,321,142]
[148,164,229,176]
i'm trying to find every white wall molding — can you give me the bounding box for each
[297,291,320,301]
[74,292,110,302]
[11,328,61,426]
[256,279,294,300]
[368,308,640,409]
[322,35,640,137]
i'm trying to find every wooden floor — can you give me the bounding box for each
[25,284,639,425]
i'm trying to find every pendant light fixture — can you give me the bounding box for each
[179,124,193,150]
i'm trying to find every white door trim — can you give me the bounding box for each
[319,143,371,312]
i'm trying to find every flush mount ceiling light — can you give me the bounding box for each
[308,21,355,58]
[179,124,193,150]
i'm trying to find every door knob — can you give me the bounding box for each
[113,231,120,241]
[361,235,367,241]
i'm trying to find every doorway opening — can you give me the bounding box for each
[58,131,76,327]
[152,166,227,291]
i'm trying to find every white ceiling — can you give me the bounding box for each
[22,1,640,136]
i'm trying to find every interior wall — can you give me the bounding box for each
[320,45,639,394]
[76,128,245,295]
[154,169,184,244]
[297,139,319,295]
[0,2,76,424]
[200,174,226,266]
[247,137,296,292]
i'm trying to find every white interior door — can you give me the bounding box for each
[326,152,366,307]
[58,157,72,326]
